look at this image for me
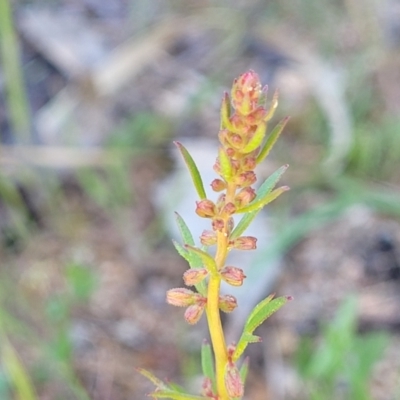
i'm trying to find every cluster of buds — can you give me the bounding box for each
[161,70,289,400]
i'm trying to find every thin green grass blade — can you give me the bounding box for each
[174,142,206,200]
[1,336,37,400]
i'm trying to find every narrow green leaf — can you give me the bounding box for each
[1,336,37,400]
[150,390,206,400]
[236,186,289,214]
[218,147,232,180]
[239,357,249,386]
[233,295,290,361]
[184,245,217,275]
[233,332,261,362]
[172,241,206,296]
[220,92,232,130]
[245,295,289,333]
[256,117,290,164]
[174,212,195,246]
[136,368,167,389]
[201,340,216,391]
[242,121,266,154]
[174,142,207,200]
[230,164,288,239]
[172,240,192,264]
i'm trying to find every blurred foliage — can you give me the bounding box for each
[296,297,388,400]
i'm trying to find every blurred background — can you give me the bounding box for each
[1,0,400,399]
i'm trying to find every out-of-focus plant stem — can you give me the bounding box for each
[0,0,31,143]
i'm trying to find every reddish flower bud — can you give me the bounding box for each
[220,266,246,286]
[226,147,235,157]
[242,156,256,171]
[201,377,215,398]
[231,70,262,117]
[224,361,244,398]
[184,302,206,325]
[227,132,244,149]
[200,230,217,246]
[212,218,225,232]
[235,171,257,187]
[219,294,238,313]
[183,268,208,286]
[195,199,216,218]
[235,187,256,208]
[211,179,226,192]
[222,202,236,216]
[231,236,257,250]
[166,288,197,307]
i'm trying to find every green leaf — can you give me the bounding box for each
[172,241,206,296]
[242,121,266,154]
[184,245,217,275]
[256,117,290,164]
[239,357,249,386]
[218,147,232,180]
[201,340,216,391]
[149,390,207,400]
[245,295,289,333]
[174,142,207,200]
[233,295,290,361]
[236,186,289,214]
[136,368,167,389]
[1,336,37,400]
[220,92,232,130]
[175,212,195,246]
[230,164,288,239]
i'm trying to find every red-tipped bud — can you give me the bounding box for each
[219,294,238,313]
[235,187,256,207]
[212,218,225,232]
[166,288,197,307]
[200,230,217,246]
[183,268,208,286]
[195,199,216,218]
[235,171,257,187]
[227,132,244,149]
[220,266,246,286]
[211,179,226,192]
[201,377,215,398]
[222,202,236,216]
[224,361,244,398]
[242,156,256,171]
[231,70,262,117]
[184,302,206,325]
[226,147,235,157]
[230,236,257,250]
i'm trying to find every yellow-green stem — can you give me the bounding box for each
[206,182,237,399]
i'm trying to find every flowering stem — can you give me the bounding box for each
[206,182,237,399]
[206,275,228,399]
